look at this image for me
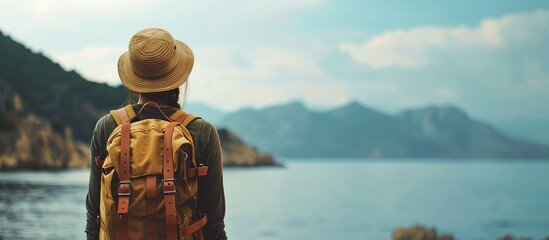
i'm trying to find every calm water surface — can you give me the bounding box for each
[1,160,548,240]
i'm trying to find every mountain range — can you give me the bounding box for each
[207,101,549,158]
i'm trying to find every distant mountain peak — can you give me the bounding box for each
[264,101,307,112]
[400,104,470,122]
[285,101,307,109]
[331,101,365,113]
[327,100,392,120]
[343,100,365,109]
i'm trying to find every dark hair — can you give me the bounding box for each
[128,82,188,109]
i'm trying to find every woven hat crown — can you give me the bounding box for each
[118,28,194,93]
[128,28,178,79]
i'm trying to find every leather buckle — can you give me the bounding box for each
[162,178,176,194]
[118,181,131,196]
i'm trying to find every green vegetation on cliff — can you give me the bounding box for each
[0,31,127,141]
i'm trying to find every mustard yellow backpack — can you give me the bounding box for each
[97,103,209,240]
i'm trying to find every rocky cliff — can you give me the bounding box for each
[218,129,276,166]
[0,81,88,170]
[392,225,547,240]
[392,226,454,240]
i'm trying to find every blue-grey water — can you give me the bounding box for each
[1,160,548,240]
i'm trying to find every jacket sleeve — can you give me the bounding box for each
[197,120,228,240]
[85,115,113,240]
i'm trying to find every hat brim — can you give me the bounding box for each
[118,40,194,93]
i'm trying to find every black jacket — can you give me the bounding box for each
[85,105,227,240]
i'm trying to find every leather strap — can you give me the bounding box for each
[186,166,209,178]
[118,214,129,240]
[124,105,137,120]
[146,175,157,240]
[169,110,200,127]
[94,156,104,167]
[179,215,208,236]
[136,101,172,121]
[117,108,131,240]
[168,109,185,121]
[163,112,191,240]
[182,114,199,127]
[110,105,137,126]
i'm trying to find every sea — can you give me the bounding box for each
[0,159,548,240]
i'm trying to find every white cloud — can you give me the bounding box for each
[340,9,549,69]
[435,87,457,99]
[187,46,333,110]
[52,44,330,108]
[53,46,125,84]
[188,79,349,111]
[338,9,549,119]
[0,0,325,44]
[244,47,325,79]
[33,0,57,14]
[191,46,325,81]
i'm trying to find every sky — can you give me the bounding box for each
[1,0,548,122]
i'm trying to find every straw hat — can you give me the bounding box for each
[118,28,194,93]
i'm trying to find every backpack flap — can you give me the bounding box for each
[104,119,193,179]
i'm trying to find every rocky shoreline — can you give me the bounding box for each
[392,225,549,240]
[218,128,279,167]
[0,82,89,170]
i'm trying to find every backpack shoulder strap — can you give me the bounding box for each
[169,110,208,179]
[116,106,132,240]
[169,109,201,127]
[169,110,208,238]
[110,105,137,126]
